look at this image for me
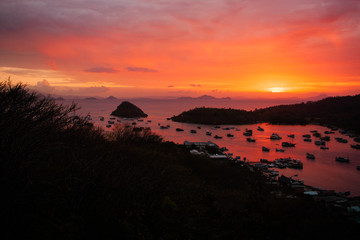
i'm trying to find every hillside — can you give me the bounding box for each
[171,94,360,133]
[0,81,359,239]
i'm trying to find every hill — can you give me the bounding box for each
[171,94,360,133]
[111,101,148,118]
[0,81,359,239]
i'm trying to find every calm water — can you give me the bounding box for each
[59,99,360,196]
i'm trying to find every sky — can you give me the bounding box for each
[0,0,360,98]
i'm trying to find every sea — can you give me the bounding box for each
[57,98,360,196]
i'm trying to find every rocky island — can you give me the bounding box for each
[111,101,148,118]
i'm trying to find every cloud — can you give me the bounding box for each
[190,84,202,87]
[168,85,175,87]
[84,67,117,73]
[125,67,158,73]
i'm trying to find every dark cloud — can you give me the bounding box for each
[126,67,158,73]
[84,67,117,73]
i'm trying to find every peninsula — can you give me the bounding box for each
[171,94,360,133]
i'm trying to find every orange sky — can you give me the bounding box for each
[0,0,360,98]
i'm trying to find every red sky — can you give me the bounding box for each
[1,0,360,98]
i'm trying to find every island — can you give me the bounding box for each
[171,94,360,134]
[111,101,148,118]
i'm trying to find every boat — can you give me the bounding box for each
[320,136,330,141]
[108,120,115,124]
[287,134,295,138]
[243,129,253,136]
[313,132,321,138]
[354,137,360,143]
[214,135,222,139]
[335,137,348,143]
[320,146,329,150]
[117,119,121,122]
[206,131,212,136]
[190,129,197,133]
[99,116,104,121]
[138,119,143,122]
[110,117,116,120]
[176,128,184,132]
[306,153,315,159]
[222,127,230,130]
[227,133,234,137]
[276,148,284,152]
[335,157,350,163]
[257,126,264,131]
[160,126,168,129]
[260,158,270,163]
[106,125,111,128]
[262,146,270,152]
[304,138,312,142]
[270,133,282,140]
[282,142,296,147]
[246,137,256,142]
[314,140,325,146]
[302,134,311,138]
[351,144,360,149]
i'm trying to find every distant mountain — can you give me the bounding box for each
[178,95,231,100]
[111,101,148,118]
[106,96,118,100]
[84,97,97,100]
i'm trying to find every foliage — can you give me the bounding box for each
[0,81,359,239]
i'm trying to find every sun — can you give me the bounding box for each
[268,87,286,93]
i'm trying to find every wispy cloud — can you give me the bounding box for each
[84,67,117,73]
[126,67,158,73]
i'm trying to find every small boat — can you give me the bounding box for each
[320,136,330,141]
[246,138,256,142]
[214,135,222,139]
[335,157,350,163]
[262,146,270,152]
[243,129,253,136]
[176,128,184,132]
[306,153,315,159]
[287,134,295,138]
[227,133,234,137]
[304,138,312,142]
[160,126,168,129]
[222,127,230,130]
[313,132,321,137]
[320,146,329,150]
[138,119,143,122]
[206,131,212,136]
[99,116,104,121]
[108,120,115,124]
[110,117,116,120]
[147,120,152,122]
[197,126,201,129]
[335,137,348,143]
[276,148,284,152]
[315,140,325,146]
[282,142,296,147]
[131,122,137,125]
[106,125,111,128]
[190,129,197,133]
[351,144,360,149]
[257,126,264,131]
[270,133,282,140]
[302,134,311,138]
[260,158,270,163]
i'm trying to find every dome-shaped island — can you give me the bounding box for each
[111,101,148,118]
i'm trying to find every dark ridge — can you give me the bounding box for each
[111,101,148,118]
[171,94,360,133]
[1,81,359,239]
[84,97,97,100]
